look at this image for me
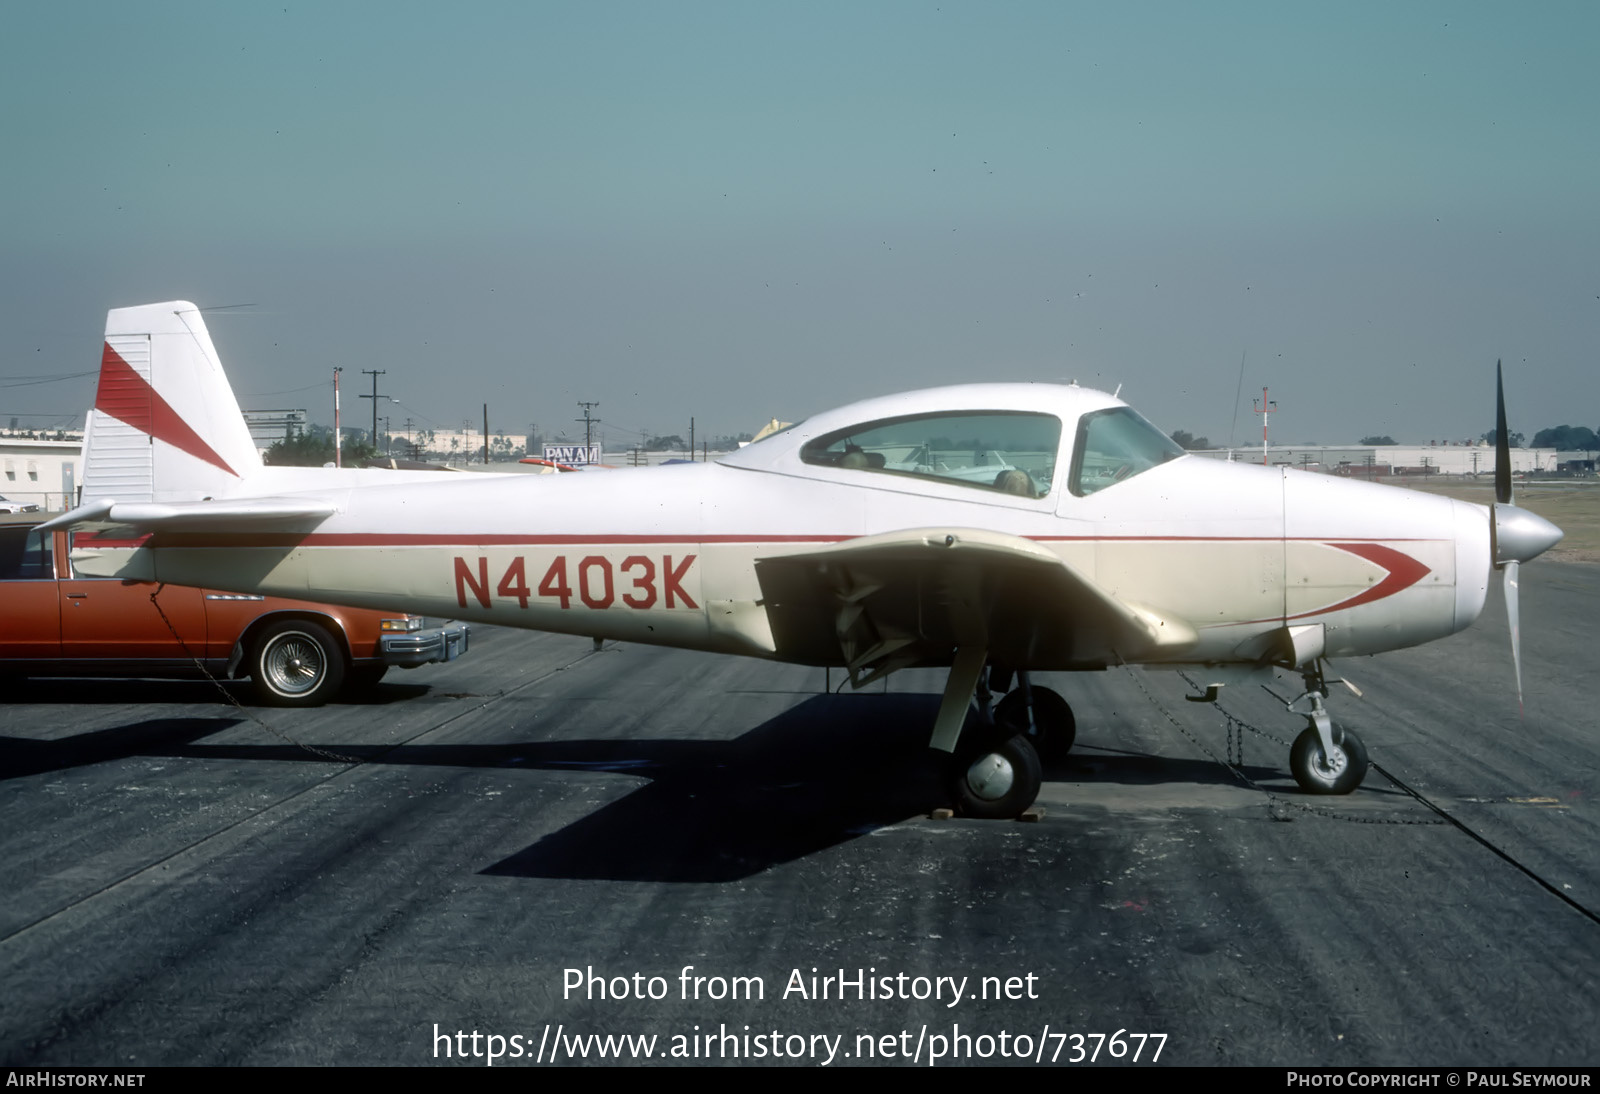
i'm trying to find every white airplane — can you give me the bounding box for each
[44,301,1564,817]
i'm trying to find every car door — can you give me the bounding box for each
[57,532,208,662]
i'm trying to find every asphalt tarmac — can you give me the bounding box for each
[2,561,1596,1067]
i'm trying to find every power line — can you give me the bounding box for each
[0,370,97,389]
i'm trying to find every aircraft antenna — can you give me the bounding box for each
[1227,349,1246,450]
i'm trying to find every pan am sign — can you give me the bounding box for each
[545,444,603,466]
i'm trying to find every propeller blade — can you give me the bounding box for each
[1503,559,1522,714]
[1494,360,1512,506]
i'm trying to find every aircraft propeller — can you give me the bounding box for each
[1488,360,1564,708]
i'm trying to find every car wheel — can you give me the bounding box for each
[249,620,346,707]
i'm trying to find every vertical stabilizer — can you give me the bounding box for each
[81,301,265,503]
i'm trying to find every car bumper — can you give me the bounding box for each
[378,622,470,667]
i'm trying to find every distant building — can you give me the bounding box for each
[243,409,308,452]
[0,437,81,510]
[1191,443,1556,478]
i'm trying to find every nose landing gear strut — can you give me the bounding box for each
[1284,663,1369,795]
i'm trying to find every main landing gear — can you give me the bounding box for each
[937,659,1075,819]
[1284,662,1369,795]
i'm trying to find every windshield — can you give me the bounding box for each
[800,411,1060,498]
[1070,407,1185,495]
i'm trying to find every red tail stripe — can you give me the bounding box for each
[96,343,239,477]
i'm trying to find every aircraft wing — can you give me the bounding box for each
[36,496,337,533]
[753,527,1196,684]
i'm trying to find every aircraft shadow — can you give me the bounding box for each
[2,693,1359,879]
[0,718,244,780]
[481,694,954,883]
[5,677,433,707]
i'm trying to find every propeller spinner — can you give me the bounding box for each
[1489,360,1564,707]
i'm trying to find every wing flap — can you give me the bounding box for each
[754,527,1195,680]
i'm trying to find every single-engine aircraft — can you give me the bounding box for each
[44,302,1564,817]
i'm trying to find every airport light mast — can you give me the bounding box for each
[333,367,342,468]
[1253,387,1277,466]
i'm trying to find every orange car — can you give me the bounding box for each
[0,516,468,706]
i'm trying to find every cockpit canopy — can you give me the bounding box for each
[721,383,1185,499]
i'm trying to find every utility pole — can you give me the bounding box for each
[1252,387,1277,465]
[483,404,489,465]
[360,369,387,450]
[689,417,695,462]
[576,402,600,449]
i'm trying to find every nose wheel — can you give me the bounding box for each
[1283,664,1370,795]
[1290,722,1368,794]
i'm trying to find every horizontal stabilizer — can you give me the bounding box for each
[37,496,337,534]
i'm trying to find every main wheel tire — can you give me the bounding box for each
[249,620,346,707]
[1290,725,1368,795]
[950,731,1043,819]
[994,686,1077,760]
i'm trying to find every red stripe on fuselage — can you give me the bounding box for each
[1288,541,1432,619]
[120,531,1436,621]
[1224,541,1433,627]
[133,532,1440,549]
[96,343,238,477]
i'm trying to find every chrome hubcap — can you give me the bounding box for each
[1313,744,1347,779]
[264,635,324,694]
[965,752,1015,801]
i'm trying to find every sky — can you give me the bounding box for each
[3,1,1598,450]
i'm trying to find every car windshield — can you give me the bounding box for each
[799,411,1060,497]
[1070,406,1185,495]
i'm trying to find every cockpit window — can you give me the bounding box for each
[1070,407,1185,496]
[800,411,1060,498]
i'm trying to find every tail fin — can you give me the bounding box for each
[81,301,264,504]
